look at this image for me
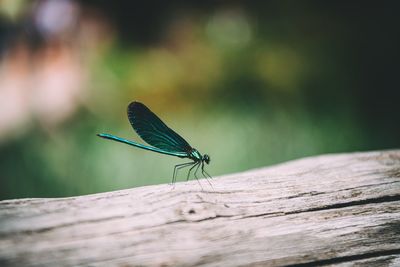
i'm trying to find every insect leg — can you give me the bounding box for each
[186,162,199,181]
[187,162,203,190]
[201,163,213,179]
[201,162,214,189]
[194,162,201,180]
[172,162,194,184]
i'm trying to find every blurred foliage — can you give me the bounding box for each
[0,1,399,200]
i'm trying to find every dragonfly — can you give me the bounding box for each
[97,101,212,187]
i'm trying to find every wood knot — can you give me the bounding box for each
[179,203,218,221]
[188,209,196,214]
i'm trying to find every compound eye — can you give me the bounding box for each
[204,154,210,164]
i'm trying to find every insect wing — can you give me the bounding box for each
[128,102,192,153]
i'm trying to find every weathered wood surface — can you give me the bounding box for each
[0,150,399,267]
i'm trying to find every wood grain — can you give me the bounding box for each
[0,150,399,266]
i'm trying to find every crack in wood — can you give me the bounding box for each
[290,194,400,214]
[283,248,400,267]
[239,195,400,220]
[0,215,127,237]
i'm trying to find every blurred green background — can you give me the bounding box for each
[0,1,399,200]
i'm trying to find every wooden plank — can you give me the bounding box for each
[0,150,399,266]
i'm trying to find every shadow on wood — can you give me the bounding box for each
[1,150,400,266]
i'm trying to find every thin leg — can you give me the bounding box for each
[201,163,212,179]
[194,163,201,180]
[186,162,199,181]
[173,162,192,184]
[187,162,203,190]
[172,162,194,184]
[201,162,214,189]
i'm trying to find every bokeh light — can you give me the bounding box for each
[0,1,399,200]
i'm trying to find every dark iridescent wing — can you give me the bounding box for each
[127,102,192,153]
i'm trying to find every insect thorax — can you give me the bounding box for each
[189,148,202,161]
